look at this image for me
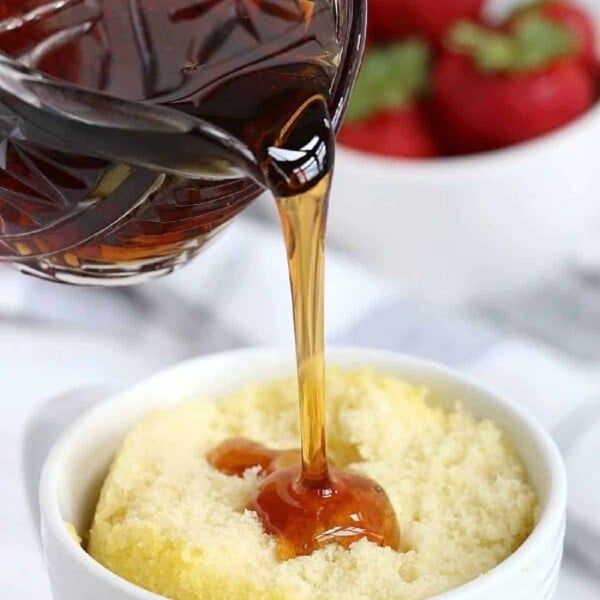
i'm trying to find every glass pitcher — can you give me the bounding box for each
[0,0,366,285]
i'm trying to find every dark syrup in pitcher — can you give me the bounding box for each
[0,0,339,280]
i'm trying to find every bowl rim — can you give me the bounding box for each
[336,100,600,181]
[40,346,567,600]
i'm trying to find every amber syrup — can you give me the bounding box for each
[210,95,400,559]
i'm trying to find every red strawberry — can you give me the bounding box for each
[369,0,484,46]
[433,20,596,153]
[340,40,439,158]
[339,106,440,158]
[509,1,597,73]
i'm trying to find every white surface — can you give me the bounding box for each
[40,348,566,600]
[151,216,396,345]
[464,340,600,431]
[0,327,170,600]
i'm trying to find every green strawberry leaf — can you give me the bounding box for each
[449,15,576,73]
[346,39,431,123]
[449,23,515,71]
[513,14,575,69]
[510,0,555,19]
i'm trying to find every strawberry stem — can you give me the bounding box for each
[346,39,431,122]
[449,15,575,72]
[511,0,554,19]
[451,23,515,71]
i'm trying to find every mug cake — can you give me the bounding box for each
[85,369,537,600]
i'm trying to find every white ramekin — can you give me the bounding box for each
[40,347,567,600]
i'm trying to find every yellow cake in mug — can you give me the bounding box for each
[87,370,538,600]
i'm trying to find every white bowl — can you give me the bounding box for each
[40,347,567,600]
[329,0,600,306]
